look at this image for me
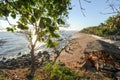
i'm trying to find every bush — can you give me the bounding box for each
[43,62,79,80]
[0,75,7,80]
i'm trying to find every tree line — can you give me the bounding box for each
[80,13,120,36]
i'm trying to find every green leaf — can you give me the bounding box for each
[39,17,45,28]
[46,18,52,24]
[30,16,36,23]
[46,39,58,48]
[42,38,45,42]
[53,33,60,38]
[34,9,41,20]
[19,17,27,24]
[46,39,52,47]
[57,19,65,24]
[6,27,14,32]
[17,22,28,30]
[11,13,16,19]
[1,0,71,49]
[48,26,55,32]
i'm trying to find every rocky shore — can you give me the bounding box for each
[0,33,120,79]
[0,51,51,69]
[57,33,120,79]
[0,32,72,69]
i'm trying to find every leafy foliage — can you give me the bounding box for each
[80,14,120,36]
[0,0,71,78]
[43,62,79,80]
[0,0,71,47]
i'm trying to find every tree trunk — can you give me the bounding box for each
[27,45,35,80]
[31,45,35,74]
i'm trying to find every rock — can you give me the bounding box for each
[43,51,48,54]
[85,40,120,60]
[22,54,27,57]
[17,52,21,56]
[116,71,120,77]
[0,61,6,69]
[42,51,50,60]
[2,57,6,60]
[37,51,42,57]
[103,71,117,79]
[83,40,120,71]
[0,51,50,69]
[0,69,3,74]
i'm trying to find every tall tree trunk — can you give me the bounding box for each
[27,45,35,80]
[30,45,35,75]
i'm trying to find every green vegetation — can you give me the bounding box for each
[0,75,7,80]
[42,62,79,80]
[0,0,71,79]
[80,14,120,36]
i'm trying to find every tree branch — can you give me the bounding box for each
[5,17,15,26]
[106,0,120,14]
[84,0,91,3]
[79,0,86,17]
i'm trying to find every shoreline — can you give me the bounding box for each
[0,30,77,56]
[1,32,120,68]
[0,32,120,79]
[0,31,77,69]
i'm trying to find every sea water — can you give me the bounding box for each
[0,32,29,59]
[0,30,77,59]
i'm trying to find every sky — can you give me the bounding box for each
[0,0,118,31]
[67,0,117,30]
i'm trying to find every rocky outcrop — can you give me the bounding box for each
[0,51,50,69]
[82,40,120,79]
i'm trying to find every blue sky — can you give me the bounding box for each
[0,0,118,31]
[68,0,117,30]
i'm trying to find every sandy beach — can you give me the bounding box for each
[57,33,120,69]
[58,33,98,68]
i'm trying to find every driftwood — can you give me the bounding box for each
[82,40,120,71]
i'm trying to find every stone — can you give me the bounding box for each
[18,52,21,56]
[37,51,42,57]
[21,54,27,57]
[42,51,50,60]
[116,71,120,77]
[0,69,3,74]
[83,40,120,71]
[0,51,50,69]
[2,57,6,60]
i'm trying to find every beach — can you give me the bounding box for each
[0,32,120,79]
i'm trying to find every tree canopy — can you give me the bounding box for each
[0,0,71,78]
[0,0,71,47]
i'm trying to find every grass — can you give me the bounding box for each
[0,62,114,80]
[0,75,7,80]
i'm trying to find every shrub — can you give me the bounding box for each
[43,62,79,80]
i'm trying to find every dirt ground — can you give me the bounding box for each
[57,33,98,69]
[1,33,118,80]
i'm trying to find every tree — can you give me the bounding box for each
[0,0,71,78]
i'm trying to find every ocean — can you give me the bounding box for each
[0,30,77,60]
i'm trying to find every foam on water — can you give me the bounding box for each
[0,30,77,60]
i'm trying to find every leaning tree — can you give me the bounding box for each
[0,0,71,77]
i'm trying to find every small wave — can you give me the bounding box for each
[0,30,77,60]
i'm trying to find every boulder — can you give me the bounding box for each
[83,40,120,71]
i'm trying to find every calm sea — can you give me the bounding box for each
[0,30,77,59]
